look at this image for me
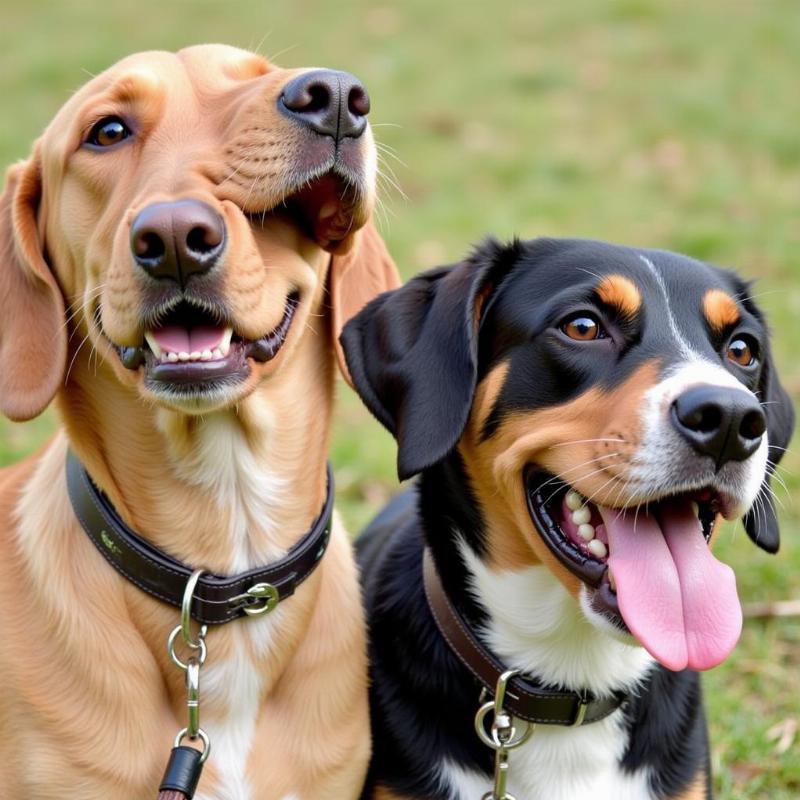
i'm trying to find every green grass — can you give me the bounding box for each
[1,1,798,796]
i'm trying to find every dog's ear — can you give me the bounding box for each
[742,343,795,553]
[0,154,67,421]
[329,219,401,387]
[341,238,518,480]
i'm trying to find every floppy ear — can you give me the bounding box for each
[0,155,67,421]
[742,344,795,553]
[340,238,518,480]
[329,219,400,387]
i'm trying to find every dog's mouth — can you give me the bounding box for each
[115,293,299,394]
[252,169,364,251]
[525,469,743,672]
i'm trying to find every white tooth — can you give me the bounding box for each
[178,352,191,362]
[691,501,700,517]
[219,327,233,356]
[577,523,595,542]
[212,348,223,360]
[588,539,608,559]
[144,332,162,359]
[160,354,168,363]
[608,568,617,591]
[565,490,585,511]
[572,507,591,525]
[167,352,179,362]
[189,351,202,361]
[201,349,213,361]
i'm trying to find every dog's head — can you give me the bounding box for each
[0,45,398,419]
[342,238,794,671]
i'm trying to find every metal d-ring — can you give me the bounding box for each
[181,568,207,648]
[474,670,533,751]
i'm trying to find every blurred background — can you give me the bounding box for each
[1,1,797,796]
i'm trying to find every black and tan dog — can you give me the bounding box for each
[342,238,794,800]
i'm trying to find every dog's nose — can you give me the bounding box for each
[279,69,370,140]
[671,385,766,467]
[130,200,225,286]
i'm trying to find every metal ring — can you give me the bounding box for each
[174,726,211,764]
[181,569,207,649]
[168,625,208,671]
[474,702,533,751]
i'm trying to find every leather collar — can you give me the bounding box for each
[422,548,627,726]
[66,450,333,625]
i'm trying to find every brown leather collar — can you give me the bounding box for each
[66,450,333,625]
[422,548,627,726]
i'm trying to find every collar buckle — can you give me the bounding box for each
[571,692,589,726]
[229,582,280,616]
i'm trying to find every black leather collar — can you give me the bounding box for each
[66,450,334,625]
[423,548,628,726]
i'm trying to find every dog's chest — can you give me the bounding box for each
[439,715,652,800]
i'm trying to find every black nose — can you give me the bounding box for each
[130,200,225,287]
[671,385,766,467]
[279,69,370,140]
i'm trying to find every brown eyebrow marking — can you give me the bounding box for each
[703,289,740,333]
[596,274,641,317]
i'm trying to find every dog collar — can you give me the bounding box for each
[66,450,333,625]
[422,548,628,726]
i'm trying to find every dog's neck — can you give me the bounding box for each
[419,454,653,697]
[58,324,335,575]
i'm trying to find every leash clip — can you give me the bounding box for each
[475,669,533,800]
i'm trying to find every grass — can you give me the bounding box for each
[1,1,798,796]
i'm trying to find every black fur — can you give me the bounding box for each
[344,238,794,799]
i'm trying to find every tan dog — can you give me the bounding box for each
[0,45,398,799]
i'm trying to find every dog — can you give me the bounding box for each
[341,237,794,800]
[0,45,399,799]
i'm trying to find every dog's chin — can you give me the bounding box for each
[108,293,299,415]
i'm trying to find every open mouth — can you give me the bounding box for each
[116,293,299,393]
[525,469,743,672]
[255,170,362,250]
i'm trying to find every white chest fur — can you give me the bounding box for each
[435,549,657,800]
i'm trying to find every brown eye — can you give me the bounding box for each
[562,314,603,341]
[86,116,131,147]
[727,336,757,367]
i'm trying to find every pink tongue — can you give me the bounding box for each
[599,501,742,671]
[150,325,225,354]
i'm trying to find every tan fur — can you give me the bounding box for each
[596,274,642,318]
[670,771,708,800]
[373,787,410,800]
[703,288,740,333]
[0,44,399,799]
[459,361,659,594]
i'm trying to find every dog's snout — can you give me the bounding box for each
[130,200,225,287]
[279,69,370,140]
[671,385,766,467]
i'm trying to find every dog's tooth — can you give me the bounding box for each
[587,539,608,559]
[565,490,584,511]
[190,351,202,361]
[220,327,233,356]
[572,507,591,525]
[212,348,223,360]
[167,352,179,363]
[143,332,162,359]
[178,351,191,362]
[577,523,595,542]
[201,349,213,361]
[691,501,700,517]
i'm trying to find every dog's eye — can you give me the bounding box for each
[727,335,758,367]
[85,116,131,147]
[562,314,604,341]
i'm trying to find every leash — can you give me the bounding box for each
[422,548,628,800]
[65,451,334,799]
